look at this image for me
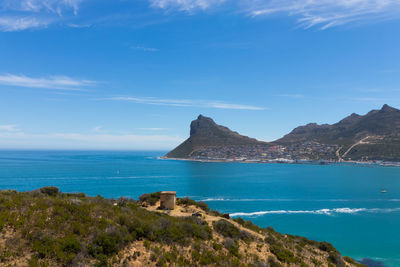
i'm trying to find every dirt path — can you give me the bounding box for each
[342,136,372,158]
[336,146,343,161]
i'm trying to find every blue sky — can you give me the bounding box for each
[0,0,400,150]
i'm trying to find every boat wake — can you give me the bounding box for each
[230,207,400,217]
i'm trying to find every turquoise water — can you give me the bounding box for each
[0,150,399,266]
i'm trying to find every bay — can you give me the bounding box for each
[0,150,399,266]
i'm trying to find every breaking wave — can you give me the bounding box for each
[202,197,400,202]
[230,207,400,217]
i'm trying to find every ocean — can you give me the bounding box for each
[0,150,399,266]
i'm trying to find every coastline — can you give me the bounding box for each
[160,156,400,167]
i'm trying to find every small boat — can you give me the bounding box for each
[381,189,387,193]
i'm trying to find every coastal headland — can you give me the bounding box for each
[165,105,400,166]
[0,187,366,266]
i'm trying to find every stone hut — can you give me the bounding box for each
[159,191,176,210]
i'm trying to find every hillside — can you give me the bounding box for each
[276,104,400,161]
[166,105,400,162]
[277,104,400,144]
[0,187,365,267]
[166,115,266,158]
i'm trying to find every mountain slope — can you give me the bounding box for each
[0,188,365,267]
[165,115,266,158]
[166,105,400,162]
[275,104,400,161]
[277,104,400,145]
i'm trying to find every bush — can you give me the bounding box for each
[177,197,197,206]
[319,241,337,253]
[196,202,210,212]
[209,210,223,217]
[343,256,355,264]
[269,244,299,264]
[213,220,241,239]
[328,252,345,267]
[233,217,263,233]
[60,235,81,254]
[40,187,59,196]
[199,250,217,265]
[212,241,223,251]
[139,192,160,205]
[177,197,211,212]
[87,232,123,258]
[223,238,239,257]
[116,197,132,207]
[267,256,282,267]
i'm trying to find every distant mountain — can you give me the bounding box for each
[275,104,400,161]
[166,105,400,162]
[277,104,400,145]
[165,115,266,158]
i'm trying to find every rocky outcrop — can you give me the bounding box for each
[165,115,266,158]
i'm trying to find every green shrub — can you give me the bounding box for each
[177,197,211,212]
[269,244,299,263]
[40,187,59,196]
[87,232,123,258]
[209,210,223,217]
[199,250,217,265]
[196,202,210,212]
[139,192,160,205]
[212,241,223,251]
[223,238,240,257]
[319,241,337,253]
[267,256,283,267]
[177,197,197,206]
[191,250,201,262]
[60,236,81,254]
[233,217,263,233]
[328,252,345,267]
[32,235,56,259]
[213,220,241,239]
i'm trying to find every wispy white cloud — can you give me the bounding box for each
[150,0,226,12]
[249,0,400,29]
[0,131,184,150]
[107,96,264,110]
[0,74,96,90]
[0,124,19,132]
[149,0,400,29]
[67,23,91,28]
[2,0,82,16]
[0,0,83,31]
[0,16,51,31]
[131,45,159,52]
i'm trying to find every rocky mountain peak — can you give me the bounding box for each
[190,115,217,136]
[380,104,397,113]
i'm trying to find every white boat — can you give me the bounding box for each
[381,189,387,193]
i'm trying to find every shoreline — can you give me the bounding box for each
[160,156,400,167]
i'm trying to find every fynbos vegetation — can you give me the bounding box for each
[0,188,365,266]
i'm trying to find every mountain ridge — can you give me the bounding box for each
[166,105,400,162]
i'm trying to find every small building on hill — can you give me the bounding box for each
[160,191,176,210]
